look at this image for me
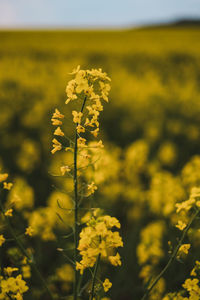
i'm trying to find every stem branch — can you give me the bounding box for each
[141,210,199,300]
[90,254,101,300]
[73,96,87,300]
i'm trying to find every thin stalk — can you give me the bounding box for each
[73,96,87,300]
[141,210,199,300]
[0,199,55,300]
[89,254,101,300]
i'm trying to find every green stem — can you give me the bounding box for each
[141,210,199,300]
[0,199,55,300]
[73,96,87,300]
[90,254,101,300]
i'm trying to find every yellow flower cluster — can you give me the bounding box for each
[148,171,185,217]
[56,263,74,282]
[66,65,110,104]
[137,221,166,298]
[137,221,165,266]
[0,269,28,300]
[163,261,200,300]
[103,278,112,292]
[51,67,110,155]
[76,215,123,276]
[71,67,109,136]
[27,191,73,241]
[177,244,191,258]
[175,187,200,233]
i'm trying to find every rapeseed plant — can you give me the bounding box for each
[50,66,123,300]
[141,187,200,300]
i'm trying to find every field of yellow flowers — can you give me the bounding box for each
[1,26,200,299]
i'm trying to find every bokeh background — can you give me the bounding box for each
[1,1,200,299]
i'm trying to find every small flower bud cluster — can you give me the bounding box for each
[51,109,64,154]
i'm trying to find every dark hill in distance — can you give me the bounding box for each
[134,18,200,30]
[172,19,200,27]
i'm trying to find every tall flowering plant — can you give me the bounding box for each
[51,66,123,300]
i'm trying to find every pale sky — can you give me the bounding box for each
[0,0,200,28]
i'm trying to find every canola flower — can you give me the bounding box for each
[0,270,28,300]
[0,174,55,300]
[163,261,200,299]
[51,65,111,156]
[141,186,200,300]
[25,226,34,237]
[50,66,123,300]
[76,215,123,274]
[4,208,13,217]
[103,279,112,292]
[0,234,5,247]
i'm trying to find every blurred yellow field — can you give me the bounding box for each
[1,27,200,299]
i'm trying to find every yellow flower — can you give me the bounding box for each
[65,79,77,104]
[183,278,200,293]
[175,220,187,231]
[60,165,71,176]
[178,244,190,256]
[76,262,85,275]
[4,209,13,217]
[51,138,62,154]
[75,71,89,93]
[102,216,121,229]
[15,274,29,293]
[87,182,97,195]
[76,215,123,274]
[86,106,100,117]
[103,278,112,292]
[54,127,64,137]
[25,226,34,237]
[3,182,13,190]
[108,253,121,266]
[52,108,64,119]
[0,173,8,182]
[191,261,200,277]
[95,222,108,237]
[0,235,5,246]
[76,125,85,133]
[77,137,86,148]
[51,118,62,126]
[99,81,110,102]
[4,267,18,276]
[175,198,195,213]
[15,292,23,300]
[22,265,31,278]
[72,111,83,124]
[91,128,99,137]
